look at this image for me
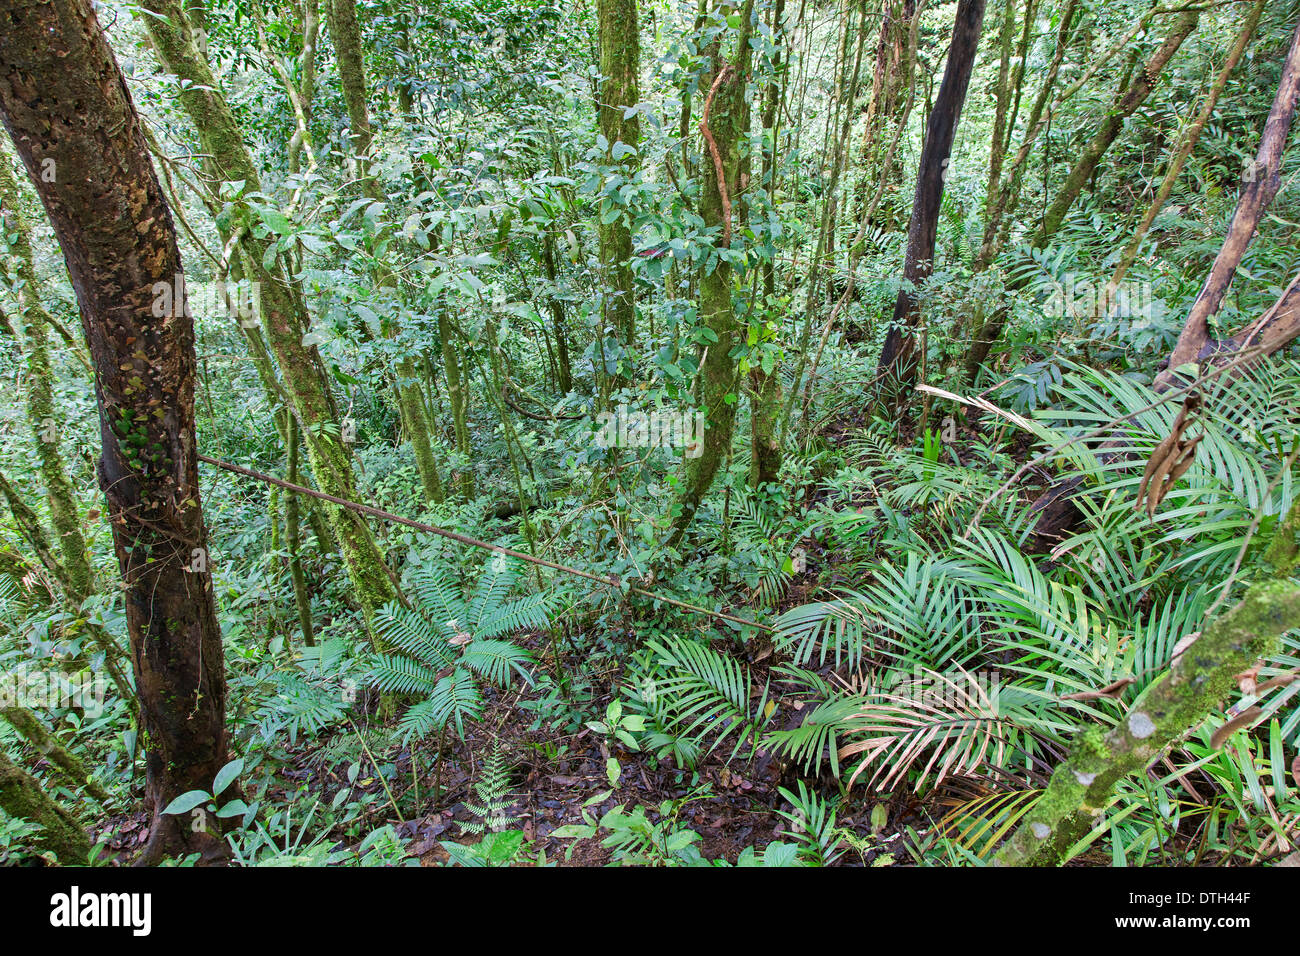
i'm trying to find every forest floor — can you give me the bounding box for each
[87,419,1079,866]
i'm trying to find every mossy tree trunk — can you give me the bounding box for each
[139,0,399,628]
[326,0,444,506]
[748,0,786,490]
[0,0,231,863]
[0,159,93,603]
[1,706,110,803]
[0,747,89,863]
[327,0,380,194]
[596,0,641,347]
[668,0,756,545]
[1033,10,1200,244]
[439,306,474,499]
[540,231,575,395]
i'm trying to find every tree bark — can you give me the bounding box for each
[1155,12,1300,390]
[668,0,756,545]
[597,0,642,345]
[875,0,987,394]
[0,0,230,863]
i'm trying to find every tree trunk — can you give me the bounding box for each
[439,306,474,499]
[1104,0,1265,315]
[854,0,916,230]
[0,747,89,863]
[1032,10,1200,244]
[596,0,642,345]
[668,0,756,545]
[327,0,379,191]
[0,159,93,603]
[749,0,787,490]
[1024,16,1300,549]
[139,0,399,628]
[0,0,231,863]
[875,0,987,395]
[285,414,316,648]
[1155,11,1300,390]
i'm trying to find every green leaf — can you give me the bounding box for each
[213,757,244,797]
[162,790,210,816]
[550,824,598,840]
[215,799,249,819]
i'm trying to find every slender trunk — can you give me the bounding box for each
[285,413,317,648]
[668,0,756,545]
[1033,11,1200,244]
[326,0,443,505]
[140,0,399,627]
[439,307,474,498]
[1156,12,1300,389]
[1105,0,1265,312]
[541,232,575,394]
[0,160,93,602]
[596,0,642,345]
[875,0,987,396]
[289,0,321,174]
[984,0,1018,230]
[749,0,786,489]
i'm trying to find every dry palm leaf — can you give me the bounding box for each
[837,666,1007,792]
[1136,391,1204,517]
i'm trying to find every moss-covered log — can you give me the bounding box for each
[996,580,1300,866]
[1,707,110,803]
[0,748,90,864]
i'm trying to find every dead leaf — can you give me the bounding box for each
[1170,631,1200,667]
[1136,393,1203,517]
[1235,664,1261,696]
[1210,706,1263,750]
[1257,668,1300,694]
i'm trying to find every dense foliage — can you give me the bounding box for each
[1,0,1299,868]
